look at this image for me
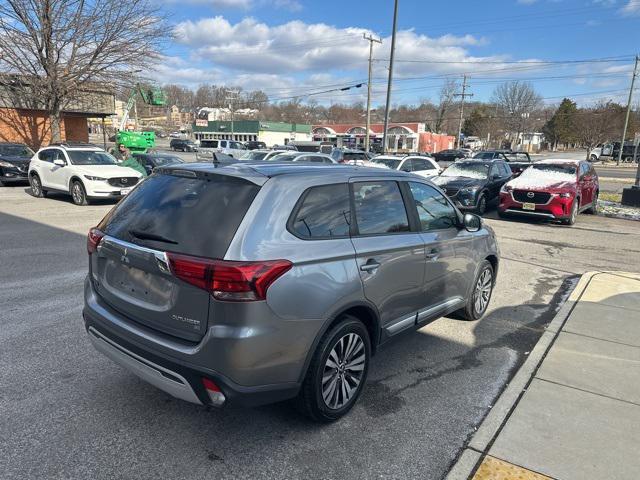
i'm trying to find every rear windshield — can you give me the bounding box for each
[98,173,260,258]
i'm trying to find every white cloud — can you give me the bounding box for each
[620,0,640,14]
[173,16,500,78]
[162,0,301,10]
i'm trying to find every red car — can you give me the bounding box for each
[498,159,599,225]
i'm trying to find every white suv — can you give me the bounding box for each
[368,155,442,178]
[28,143,143,206]
[197,139,247,158]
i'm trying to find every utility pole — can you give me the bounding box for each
[226,90,240,141]
[363,33,382,153]
[454,74,473,149]
[382,0,398,154]
[618,55,638,166]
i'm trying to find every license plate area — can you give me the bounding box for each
[522,202,536,211]
[120,188,132,195]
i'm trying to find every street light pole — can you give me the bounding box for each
[382,0,398,154]
[617,55,638,166]
[363,33,382,153]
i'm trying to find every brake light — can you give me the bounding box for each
[166,252,292,301]
[87,228,105,254]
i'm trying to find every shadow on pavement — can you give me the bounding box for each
[0,210,576,480]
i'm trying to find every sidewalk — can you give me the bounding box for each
[448,271,640,480]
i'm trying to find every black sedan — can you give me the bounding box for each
[132,153,184,175]
[432,159,513,215]
[0,142,34,186]
[432,149,468,165]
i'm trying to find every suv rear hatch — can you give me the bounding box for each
[89,169,261,342]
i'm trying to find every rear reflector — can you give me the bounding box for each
[166,252,292,302]
[202,378,226,406]
[87,228,105,254]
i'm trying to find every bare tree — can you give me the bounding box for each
[492,81,542,147]
[0,0,169,142]
[426,79,458,134]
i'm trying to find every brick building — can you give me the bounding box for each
[312,123,455,153]
[0,75,115,149]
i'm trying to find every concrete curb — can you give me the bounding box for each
[445,271,602,480]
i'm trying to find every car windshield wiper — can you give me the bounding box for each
[129,229,178,245]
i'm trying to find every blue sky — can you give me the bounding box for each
[155,0,640,107]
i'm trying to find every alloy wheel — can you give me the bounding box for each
[31,176,41,196]
[72,183,84,204]
[473,267,493,316]
[322,333,366,410]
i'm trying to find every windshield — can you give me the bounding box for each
[442,162,489,179]
[240,151,268,161]
[152,155,183,166]
[0,145,34,157]
[269,153,297,162]
[371,158,401,169]
[67,150,116,165]
[200,140,218,148]
[473,152,495,159]
[530,164,577,175]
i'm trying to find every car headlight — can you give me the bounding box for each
[500,184,513,193]
[84,175,107,181]
[0,160,15,168]
[459,187,477,196]
[559,192,573,198]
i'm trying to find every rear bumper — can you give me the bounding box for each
[83,277,304,408]
[84,314,301,408]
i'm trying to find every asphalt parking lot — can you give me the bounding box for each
[1,184,640,480]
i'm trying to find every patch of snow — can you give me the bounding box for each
[598,200,640,221]
[507,168,576,190]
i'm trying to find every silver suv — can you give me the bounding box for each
[84,163,499,421]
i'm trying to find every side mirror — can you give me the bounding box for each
[463,213,482,232]
[53,158,66,167]
[492,173,500,180]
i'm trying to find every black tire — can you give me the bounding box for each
[457,260,494,321]
[29,174,45,198]
[0,179,6,186]
[562,198,579,225]
[70,180,89,206]
[296,315,371,422]
[585,192,598,215]
[475,193,487,216]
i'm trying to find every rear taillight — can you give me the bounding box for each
[166,252,292,302]
[87,228,105,254]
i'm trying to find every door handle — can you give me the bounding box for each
[360,260,381,272]
[425,248,439,260]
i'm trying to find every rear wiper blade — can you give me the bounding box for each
[129,229,178,245]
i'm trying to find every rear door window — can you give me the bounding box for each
[98,173,260,258]
[289,183,351,238]
[353,181,410,235]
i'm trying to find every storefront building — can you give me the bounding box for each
[312,123,455,153]
[192,120,312,146]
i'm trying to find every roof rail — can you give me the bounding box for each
[48,141,100,148]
